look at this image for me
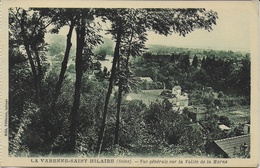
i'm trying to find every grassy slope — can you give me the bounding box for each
[127,89,165,105]
[216,107,250,124]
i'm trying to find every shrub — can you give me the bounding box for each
[9,102,39,156]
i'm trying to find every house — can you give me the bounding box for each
[169,86,189,107]
[172,86,182,96]
[209,134,250,158]
[188,110,207,122]
[243,124,250,134]
[139,77,153,83]
[179,94,189,106]
[187,106,207,122]
[168,97,178,105]
[168,95,189,107]
[218,124,231,134]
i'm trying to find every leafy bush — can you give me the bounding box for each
[104,145,134,156]
[9,102,39,156]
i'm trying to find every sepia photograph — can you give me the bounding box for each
[1,0,259,167]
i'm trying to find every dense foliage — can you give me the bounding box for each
[133,51,250,98]
[8,7,250,158]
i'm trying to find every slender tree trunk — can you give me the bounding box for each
[21,27,40,104]
[20,11,40,103]
[32,45,42,80]
[114,83,123,145]
[51,22,75,112]
[24,44,40,103]
[68,16,86,153]
[45,22,75,150]
[114,28,133,146]
[32,44,43,100]
[94,96,103,124]
[125,28,133,71]
[96,25,122,155]
[114,51,122,146]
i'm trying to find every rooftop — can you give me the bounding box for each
[173,85,182,90]
[214,134,250,158]
[139,77,153,82]
[218,124,231,130]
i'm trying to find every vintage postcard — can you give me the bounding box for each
[0,0,259,167]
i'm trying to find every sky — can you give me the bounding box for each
[145,8,251,52]
[47,7,252,53]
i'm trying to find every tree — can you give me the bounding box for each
[119,100,147,148]
[95,38,114,60]
[201,57,206,69]
[114,9,148,146]
[9,34,38,155]
[68,9,102,153]
[180,54,190,73]
[95,9,124,154]
[144,100,190,147]
[179,127,205,154]
[192,55,199,68]
[49,9,78,117]
[9,8,57,154]
[67,11,87,153]
[203,114,223,140]
[9,8,52,104]
[219,116,231,127]
[96,8,173,153]
[96,8,218,154]
[237,56,250,96]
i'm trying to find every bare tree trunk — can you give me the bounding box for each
[96,25,122,155]
[20,13,40,104]
[32,45,42,80]
[24,44,40,103]
[68,15,86,153]
[44,22,75,150]
[114,83,123,145]
[32,44,43,100]
[51,22,75,112]
[114,28,133,146]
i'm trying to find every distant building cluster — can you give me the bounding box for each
[168,86,189,107]
[121,77,250,158]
